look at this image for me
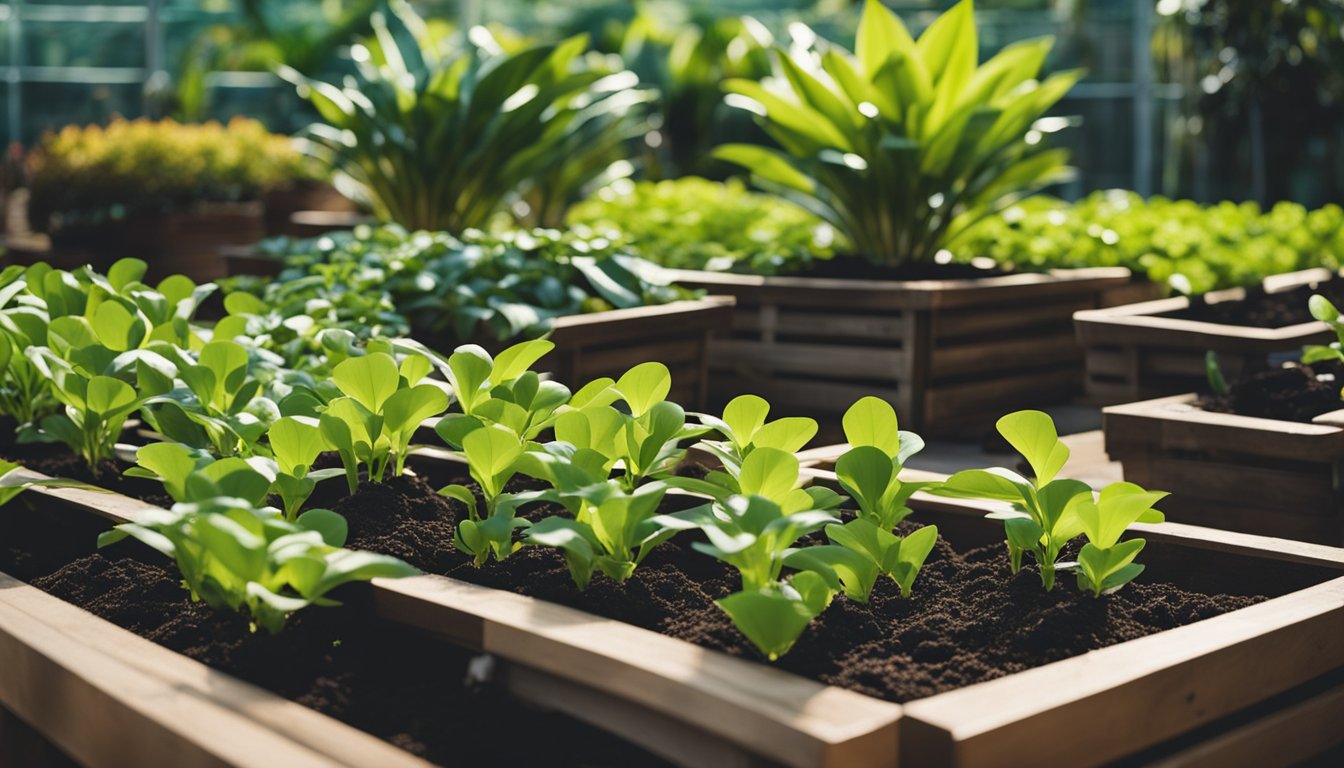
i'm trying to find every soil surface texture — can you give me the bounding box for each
[331,474,1265,704]
[1172,279,1344,328]
[1202,362,1343,423]
[0,488,670,767]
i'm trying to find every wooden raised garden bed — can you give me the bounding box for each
[5,202,266,283]
[1075,268,1341,405]
[663,267,1141,436]
[15,456,1344,768]
[0,566,431,768]
[1105,394,1344,546]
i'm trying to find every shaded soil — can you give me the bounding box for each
[1202,362,1343,423]
[331,474,1265,704]
[1172,279,1344,328]
[784,254,1006,281]
[0,488,669,767]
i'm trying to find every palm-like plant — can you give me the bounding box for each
[282,0,646,233]
[715,0,1081,266]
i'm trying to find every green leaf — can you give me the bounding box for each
[614,362,671,417]
[333,352,400,413]
[296,508,349,548]
[86,376,137,418]
[526,516,598,590]
[268,417,326,476]
[1077,539,1146,597]
[716,588,819,661]
[447,346,495,413]
[492,339,555,383]
[834,446,893,518]
[737,448,801,506]
[842,397,901,455]
[996,410,1069,487]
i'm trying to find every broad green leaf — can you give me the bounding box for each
[737,448,801,506]
[491,339,555,383]
[716,589,818,661]
[614,362,671,417]
[996,410,1069,487]
[842,397,901,455]
[333,353,400,413]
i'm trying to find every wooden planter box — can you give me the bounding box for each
[0,562,429,766]
[7,203,266,284]
[1074,268,1340,405]
[663,267,1142,436]
[1105,394,1344,546]
[22,459,1344,768]
[261,182,360,237]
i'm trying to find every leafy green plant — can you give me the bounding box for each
[567,177,836,274]
[936,410,1166,593]
[1303,294,1344,368]
[716,0,1079,266]
[284,0,644,231]
[141,340,279,458]
[695,393,818,477]
[319,350,449,492]
[935,410,1089,590]
[953,192,1344,295]
[245,224,695,346]
[670,494,841,660]
[126,442,273,507]
[100,497,417,633]
[1071,483,1167,598]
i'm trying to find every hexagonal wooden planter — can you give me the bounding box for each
[1074,268,1340,405]
[13,459,1344,768]
[664,267,1144,436]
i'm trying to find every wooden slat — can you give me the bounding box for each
[928,330,1081,378]
[372,575,902,768]
[933,297,1092,338]
[709,339,908,380]
[1104,395,1344,463]
[900,577,1344,768]
[1142,677,1344,768]
[731,309,906,341]
[548,296,733,347]
[922,366,1081,427]
[0,573,430,768]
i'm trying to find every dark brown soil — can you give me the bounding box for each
[1202,362,1343,422]
[330,475,1265,704]
[785,254,1006,281]
[0,500,670,768]
[1172,279,1344,328]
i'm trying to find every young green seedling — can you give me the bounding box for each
[524,481,681,589]
[143,339,279,457]
[100,496,418,633]
[266,416,345,520]
[433,340,560,447]
[696,394,819,476]
[319,350,450,491]
[125,442,274,507]
[438,423,532,566]
[670,494,842,660]
[1303,294,1344,371]
[1070,482,1166,597]
[934,410,1091,591]
[832,396,936,530]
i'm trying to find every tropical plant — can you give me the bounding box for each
[567,177,836,273]
[715,0,1079,266]
[283,0,646,231]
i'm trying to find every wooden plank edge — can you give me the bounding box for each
[0,572,429,768]
[370,574,901,768]
[899,576,1344,768]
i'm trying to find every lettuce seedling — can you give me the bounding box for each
[833,396,935,530]
[266,416,345,520]
[438,423,532,565]
[142,340,279,457]
[525,481,682,589]
[100,497,418,633]
[126,442,274,507]
[696,394,818,475]
[433,340,558,442]
[320,350,450,491]
[670,494,841,659]
[934,410,1092,591]
[1071,482,1166,597]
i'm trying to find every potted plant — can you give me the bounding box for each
[1105,292,1344,545]
[22,117,305,281]
[644,0,1136,435]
